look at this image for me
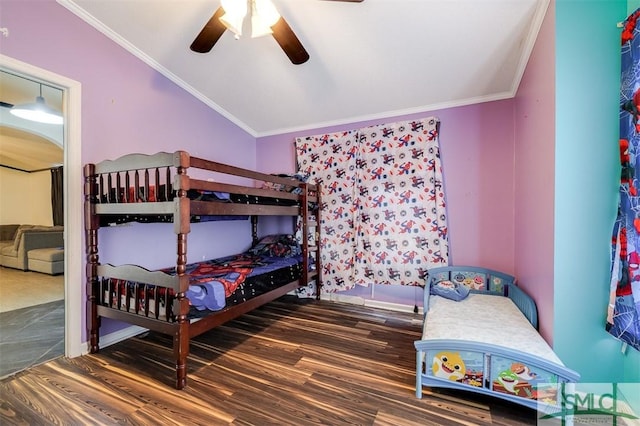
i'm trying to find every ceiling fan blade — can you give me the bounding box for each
[190,7,226,53]
[271,17,309,65]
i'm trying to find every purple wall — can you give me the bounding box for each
[2,0,255,338]
[258,100,517,303]
[2,0,528,337]
[514,3,556,343]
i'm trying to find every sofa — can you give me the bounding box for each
[0,224,64,272]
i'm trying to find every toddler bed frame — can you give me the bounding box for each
[84,151,321,389]
[415,266,580,410]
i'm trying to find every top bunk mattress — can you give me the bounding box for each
[423,294,563,365]
[85,151,319,226]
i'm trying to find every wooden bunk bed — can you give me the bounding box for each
[84,151,321,389]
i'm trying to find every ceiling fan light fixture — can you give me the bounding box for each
[251,0,280,38]
[218,0,281,39]
[10,84,63,125]
[219,0,247,37]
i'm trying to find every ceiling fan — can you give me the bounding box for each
[190,0,364,65]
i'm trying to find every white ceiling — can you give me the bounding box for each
[59,0,549,137]
[0,70,64,172]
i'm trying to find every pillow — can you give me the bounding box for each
[186,281,226,311]
[248,234,302,258]
[430,279,470,301]
[261,173,309,194]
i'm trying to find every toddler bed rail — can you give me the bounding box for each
[84,151,321,389]
[415,266,580,411]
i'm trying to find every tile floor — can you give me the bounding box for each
[0,300,64,379]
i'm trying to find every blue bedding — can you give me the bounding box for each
[180,254,302,312]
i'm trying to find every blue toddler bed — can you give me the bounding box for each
[414,266,580,410]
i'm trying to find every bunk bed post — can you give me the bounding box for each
[173,151,191,389]
[300,183,310,288]
[84,164,101,353]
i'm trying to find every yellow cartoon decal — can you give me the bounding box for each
[432,352,466,381]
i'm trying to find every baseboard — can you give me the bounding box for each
[78,325,148,356]
[365,299,423,315]
[320,293,365,305]
[322,292,423,315]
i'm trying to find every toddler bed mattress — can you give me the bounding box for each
[423,294,562,364]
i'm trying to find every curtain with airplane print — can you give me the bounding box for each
[608,8,640,352]
[295,117,449,294]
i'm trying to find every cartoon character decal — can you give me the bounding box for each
[490,276,504,293]
[432,352,466,381]
[453,273,465,284]
[496,370,520,394]
[430,351,483,387]
[511,362,538,381]
[461,369,483,387]
[451,272,486,290]
[492,362,542,400]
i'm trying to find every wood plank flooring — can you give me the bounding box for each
[0,296,537,425]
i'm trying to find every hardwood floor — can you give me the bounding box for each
[0,297,537,425]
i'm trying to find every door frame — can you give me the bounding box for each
[1,54,84,357]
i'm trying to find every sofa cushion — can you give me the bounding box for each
[0,224,20,241]
[0,240,15,255]
[12,225,36,251]
[12,225,63,251]
[28,247,64,262]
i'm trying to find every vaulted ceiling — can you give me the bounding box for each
[58,0,549,137]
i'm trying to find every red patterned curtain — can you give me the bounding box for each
[296,117,449,294]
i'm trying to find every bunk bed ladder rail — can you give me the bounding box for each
[301,182,310,290]
[314,183,322,298]
[300,182,322,299]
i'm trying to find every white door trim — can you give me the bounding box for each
[1,54,85,357]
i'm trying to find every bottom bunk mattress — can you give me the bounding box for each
[416,293,579,408]
[181,253,303,316]
[100,235,308,321]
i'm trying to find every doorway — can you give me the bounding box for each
[0,69,64,377]
[0,54,84,363]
